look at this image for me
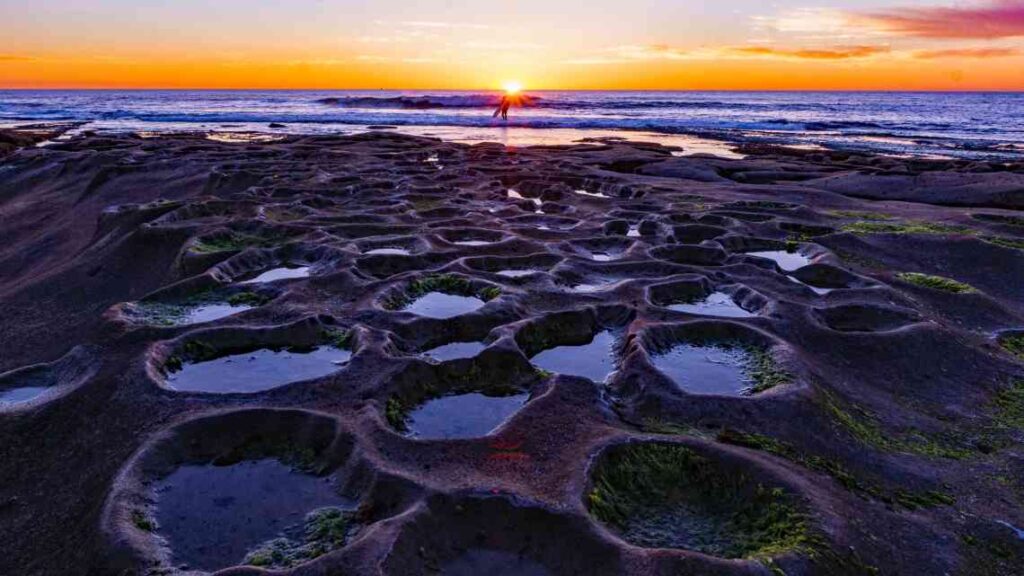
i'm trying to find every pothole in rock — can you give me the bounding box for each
[404,392,529,440]
[405,293,486,319]
[746,250,812,272]
[496,269,540,278]
[508,188,543,210]
[241,265,311,284]
[381,494,622,576]
[387,275,498,319]
[154,459,356,572]
[365,247,412,256]
[587,442,811,559]
[668,292,755,318]
[130,292,269,326]
[0,347,97,408]
[164,346,350,394]
[568,279,627,294]
[0,386,49,405]
[464,255,561,280]
[531,331,618,383]
[441,228,506,247]
[644,329,788,396]
[422,341,488,362]
[439,550,550,576]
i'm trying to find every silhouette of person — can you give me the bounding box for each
[497,95,512,120]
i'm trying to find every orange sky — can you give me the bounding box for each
[2,1,1023,90]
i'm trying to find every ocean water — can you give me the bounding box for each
[1,90,1022,159]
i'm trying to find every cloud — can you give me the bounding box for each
[0,55,34,62]
[399,20,491,30]
[731,45,890,60]
[860,0,1024,39]
[355,55,440,64]
[563,43,893,65]
[913,47,1021,59]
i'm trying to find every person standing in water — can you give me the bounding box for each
[494,95,513,120]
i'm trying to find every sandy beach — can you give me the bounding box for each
[1,127,1024,575]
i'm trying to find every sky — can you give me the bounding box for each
[1,0,1023,90]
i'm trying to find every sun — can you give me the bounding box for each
[502,81,523,94]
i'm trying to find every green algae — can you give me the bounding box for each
[896,272,976,294]
[841,220,973,236]
[244,507,354,569]
[587,443,813,559]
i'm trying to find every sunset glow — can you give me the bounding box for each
[1,0,1023,90]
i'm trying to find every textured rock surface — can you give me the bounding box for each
[1,131,1023,575]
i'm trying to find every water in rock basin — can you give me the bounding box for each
[404,293,485,319]
[166,346,350,393]
[454,240,494,247]
[242,266,311,284]
[668,292,755,318]
[153,459,352,572]
[496,269,538,278]
[182,303,253,324]
[531,331,617,383]
[747,251,811,272]
[406,393,528,439]
[0,386,49,405]
[440,549,551,576]
[366,247,411,256]
[422,342,487,362]
[650,344,753,396]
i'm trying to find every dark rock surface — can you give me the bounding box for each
[1,131,1023,575]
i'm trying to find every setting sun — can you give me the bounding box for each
[503,81,523,94]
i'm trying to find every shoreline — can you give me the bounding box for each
[1,130,1023,574]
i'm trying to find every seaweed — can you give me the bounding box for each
[587,442,814,559]
[896,272,976,294]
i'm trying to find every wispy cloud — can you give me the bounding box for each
[0,55,34,62]
[913,47,1020,59]
[355,55,440,64]
[859,0,1024,39]
[731,45,890,60]
[565,43,890,65]
[399,20,491,30]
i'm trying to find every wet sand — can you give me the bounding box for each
[1,128,1023,575]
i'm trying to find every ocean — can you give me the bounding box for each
[1,90,1022,159]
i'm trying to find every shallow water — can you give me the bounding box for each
[747,251,810,272]
[571,280,624,293]
[365,247,411,256]
[454,240,493,247]
[7,91,1023,160]
[591,252,615,262]
[166,346,350,393]
[496,269,538,278]
[183,303,253,324]
[406,393,528,439]
[439,549,550,576]
[422,342,487,362]
[621,504,736,554]
[574,189,609,199]
[153,459,351,572]
[650,344,752,396]
[0,386,49,405]
[241,266,311,284]
[787,276,834,295]
[667,292,755,318]
[404,292,485,319]
[531,331,617,383]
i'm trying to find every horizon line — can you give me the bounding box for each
[2,87,1024,94]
